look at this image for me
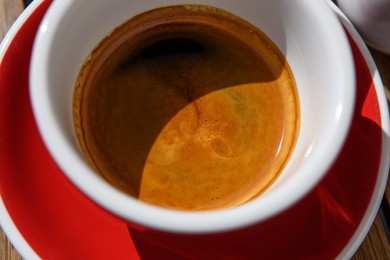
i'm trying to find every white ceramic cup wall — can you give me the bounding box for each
[30,0,355,234]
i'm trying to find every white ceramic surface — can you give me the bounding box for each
[30,0,355,233]
[338,0,390,54]
[329,1,390,258]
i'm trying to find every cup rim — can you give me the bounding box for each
[30,0,356,233]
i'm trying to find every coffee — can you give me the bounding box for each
[73,5,300,211]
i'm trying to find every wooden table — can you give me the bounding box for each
[0,0,389,259]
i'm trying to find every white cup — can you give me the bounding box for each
[30,0,355,234]
[338,0,390,54]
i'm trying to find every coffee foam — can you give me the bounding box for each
[73,5,299,210]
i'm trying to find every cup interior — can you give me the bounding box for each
[30,0,355,232]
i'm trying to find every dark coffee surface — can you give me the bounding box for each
[73,5,299,210]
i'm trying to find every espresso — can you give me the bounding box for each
[73,5,300,211]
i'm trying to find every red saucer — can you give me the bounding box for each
[0,0,387,259]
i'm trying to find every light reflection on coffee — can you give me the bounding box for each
[73,5,300,211]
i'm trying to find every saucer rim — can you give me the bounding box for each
[0,0,45,258]
[0,198,39,259]
[0,0,388,259]
[329,0,390,259]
